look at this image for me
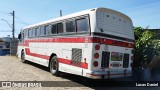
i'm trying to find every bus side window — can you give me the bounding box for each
[51,24,57,34]
[76,18,89,32]
[66,20,76,33]
[26,30,29,38]
[37,27,41,36]
[44,25,50,35]
[23,30,26,38]
[48,25,52,35]
[29,29,32,37]
[57,23,63,34]
[24,30,26,38]
[35,28,38,36]
[22,32,24,40]
[25,30,27,38]
[40,26,44,36]
[32,28,35,37]
[44,26,46,36]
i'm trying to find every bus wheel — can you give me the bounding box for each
[21,51,26,63]
[50,56,60,76]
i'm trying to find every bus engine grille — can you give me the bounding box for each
[101,51,110,68]
[71,48,82,66]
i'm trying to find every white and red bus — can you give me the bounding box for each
[17,7,134,79]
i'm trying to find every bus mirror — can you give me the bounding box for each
[18,33,21,40]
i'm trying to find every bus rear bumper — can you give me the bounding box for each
[85,70,132,79]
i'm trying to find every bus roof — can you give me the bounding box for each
[22,7,132,30]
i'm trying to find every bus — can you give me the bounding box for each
[17,7,134,79]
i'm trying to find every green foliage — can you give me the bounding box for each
[134,27,160,67]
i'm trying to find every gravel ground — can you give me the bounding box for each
[0,56,90,90]
[0,56,159,90]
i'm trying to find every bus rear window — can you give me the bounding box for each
[76,18,88,32]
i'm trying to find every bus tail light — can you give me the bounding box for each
[94,53,99,59]
[95,44,100,50]
[93,61,98,67]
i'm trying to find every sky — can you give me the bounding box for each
[0,0,160,38]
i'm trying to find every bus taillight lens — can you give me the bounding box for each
[93,61,98,67]
[94,53,99,59]
[95,44,100,50]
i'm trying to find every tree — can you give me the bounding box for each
[133,27,160,68]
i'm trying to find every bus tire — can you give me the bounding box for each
[21,50,26,63]
[50,56,60,76]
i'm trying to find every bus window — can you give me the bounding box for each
[76,18,89,32]
[24,30,27,38]
[66,20,75,33]
[35,28,38,36]
[40,26,44,36]
[44,25,50,35]
[22,32,24,40]
[57,23,63,33]
[25,30,28,38]
[37,27,41,36]
[51,24,57,34]
[29,29,32,37]
[32,28,35,37]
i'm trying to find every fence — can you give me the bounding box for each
[10,39,18,55]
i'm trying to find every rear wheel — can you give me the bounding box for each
[21,51,26,63]
[50,56,60,76]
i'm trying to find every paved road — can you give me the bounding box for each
[0,56,159,90]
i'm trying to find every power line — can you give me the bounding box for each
[0,31,12,32]
[0,10,29,25]
[15,16,29,25]
[0,29,19,32]
[0,10,10,14]
[0,10,15,38]
[1,19,28,26]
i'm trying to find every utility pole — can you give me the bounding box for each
[11,11,15,39]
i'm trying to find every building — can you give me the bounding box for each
[0,37,11,56]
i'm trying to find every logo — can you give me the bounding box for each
[2,82,12,88]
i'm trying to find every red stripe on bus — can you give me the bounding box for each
[58,58,88,69]
[58,58,71,65]
[25,48,50,60]
[18,37,134,48]
[25,48,88,69]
